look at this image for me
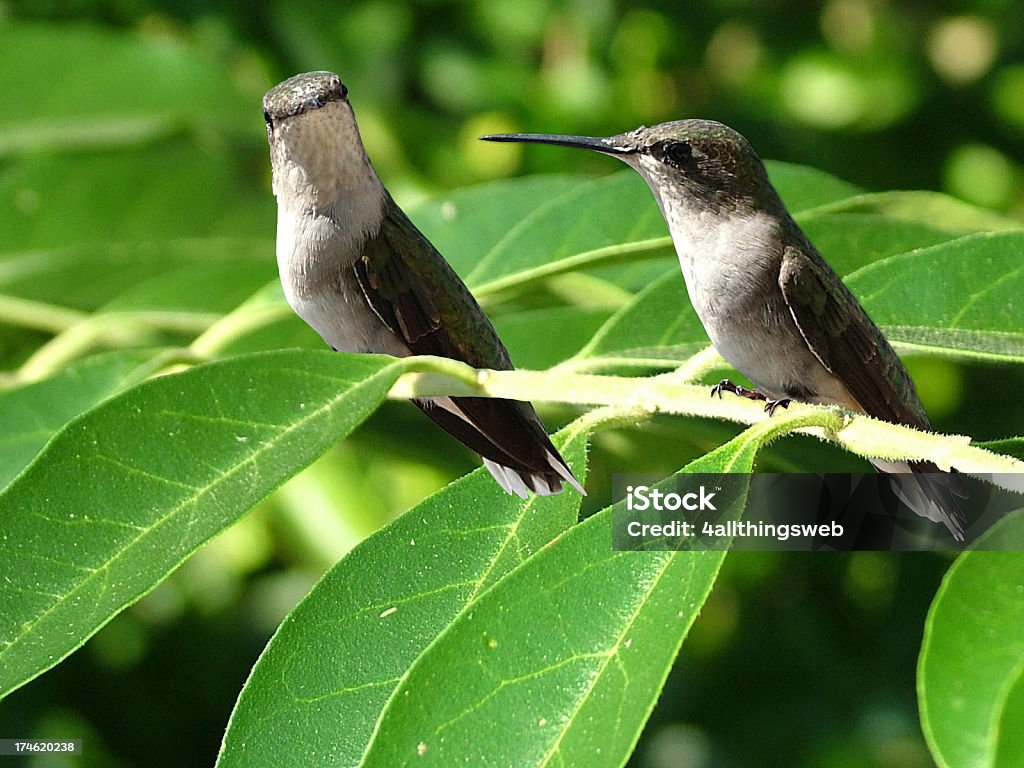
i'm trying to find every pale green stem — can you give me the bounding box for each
[0,294,89,333]
[473,237,672,297]
[14,311,218,383]
[658,346,726,384]
[190,301,294,359]
[388,357,1024,482]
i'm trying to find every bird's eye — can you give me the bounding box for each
[665,141,692,165]
[263,109,272,126]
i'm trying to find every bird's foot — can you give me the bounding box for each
[711,380,790,417]
[711,379,767,402]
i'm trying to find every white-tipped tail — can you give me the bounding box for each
[483,450,586,499]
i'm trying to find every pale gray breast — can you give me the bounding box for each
[666,207,826,398]
[276,203,409,357]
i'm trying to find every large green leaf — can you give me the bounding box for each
[573,268,705,370]
[766,160,864,211]
[466,172,671,294]
[0,241,269,312]
[1,144,273,252]
[493,305,617,370]
[409,174,584,276]
[422,162,862,298]
[357,434,758,767]
[798,213,969,276]
[851,232,1024,361]
[216,425,590,768]
[0,350,404,699]
[918,512,1024,768]
[0,22,272,259]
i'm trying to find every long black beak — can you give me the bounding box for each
[480,133,633,155]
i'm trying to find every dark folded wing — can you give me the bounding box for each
[778,245,930,429]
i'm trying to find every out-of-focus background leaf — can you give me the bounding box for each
[2,2,1023,767]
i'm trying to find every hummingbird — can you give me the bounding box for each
[482,121,966,539]
[262,72,583,498]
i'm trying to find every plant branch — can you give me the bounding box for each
[388,356,1024,482]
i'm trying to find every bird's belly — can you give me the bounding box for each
[287,288,409,357]
[705,306,859,408]
[706,310,805,399]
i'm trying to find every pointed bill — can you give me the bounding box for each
[480,133,634,155]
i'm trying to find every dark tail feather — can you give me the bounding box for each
[414,395,585,498]
[872,459,968,541]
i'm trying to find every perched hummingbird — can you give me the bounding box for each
[483,121,966,538]
[262,72,583,497]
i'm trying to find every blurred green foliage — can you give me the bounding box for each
[1,1,1022,767]
[10,0,1024,200]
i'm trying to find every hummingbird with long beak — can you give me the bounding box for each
[263,72,583,497]
[483,121,965,538]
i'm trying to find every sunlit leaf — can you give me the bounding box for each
[358,434,757,767]
[216,426,590,767]
[0,351,403,699]
[0,350,164,489]
[918,511,1024,768]
[851,232,1024,361]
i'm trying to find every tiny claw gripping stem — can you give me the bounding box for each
[711,379,767,402]
[764,399,791,417]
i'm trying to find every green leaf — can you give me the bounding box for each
[799,213,970,276]
[766,160,864,211]
[572,268,705,370]
[980,438,1024,462]
[1,145,274,252]
[570,209,1024,372]
[0,350,165,490]
[409,174,584,276]
[821,190,1022,233]
[216,425,591,768]
[465,172,672,294]
[493,305,616,370]
[358,435,757,767]
[0,241,269,312]
[100,256,274,316]
[434,163,859,298]
[0,350,403,699]
[918,511,1024,768]
[850,232,1024,361]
